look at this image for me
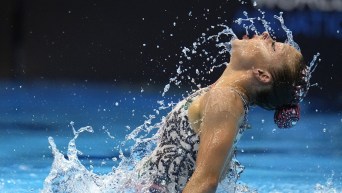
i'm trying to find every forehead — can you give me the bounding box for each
[278,42,300,54]
[282,43,301,60]
[271,43,303,76]
[273,42,301,63]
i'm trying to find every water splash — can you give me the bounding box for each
[161,10,312,97]
[314,171,340,193]
[43,123,103,193]
[274,12,301,51]
[43,122,156,193]
[234,11,258,36]
[43,8,323,193]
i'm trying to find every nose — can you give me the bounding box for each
[261,32,270,39]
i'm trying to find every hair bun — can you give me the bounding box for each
[274,104,300,128]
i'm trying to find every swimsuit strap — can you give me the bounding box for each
[183,86,211,110]
[228,87,250,126]
[228,87,249,113]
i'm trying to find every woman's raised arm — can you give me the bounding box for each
[183,89,244,193]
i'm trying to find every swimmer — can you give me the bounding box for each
[136,32,313,193]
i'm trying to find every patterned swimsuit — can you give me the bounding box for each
[140,86,249,192]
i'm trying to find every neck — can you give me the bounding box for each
[214,64,258,105]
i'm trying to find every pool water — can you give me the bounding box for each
[0,82,341,193]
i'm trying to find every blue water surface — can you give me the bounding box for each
[0,81,341,193]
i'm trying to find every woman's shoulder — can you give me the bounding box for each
[200,86,246,116]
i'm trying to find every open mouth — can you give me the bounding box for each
[242,34,249,39]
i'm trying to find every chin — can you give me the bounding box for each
[231,38,240,45]
[231,38,247,47]
[230,39,244,55]
[230,39,239,51]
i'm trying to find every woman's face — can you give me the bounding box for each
[230,32,301,70]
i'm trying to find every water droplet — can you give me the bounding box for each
[42,10,324,192]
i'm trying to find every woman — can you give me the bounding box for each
[136,32,312,193]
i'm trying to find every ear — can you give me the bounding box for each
[252,68,273,84]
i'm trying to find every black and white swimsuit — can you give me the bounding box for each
[138,86,249,192]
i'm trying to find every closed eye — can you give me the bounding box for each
[272,41,276,51]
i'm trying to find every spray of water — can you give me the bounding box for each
[43,8,322,193]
